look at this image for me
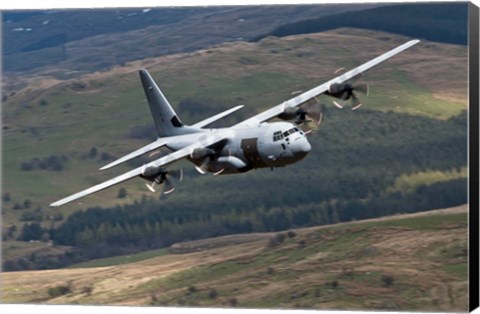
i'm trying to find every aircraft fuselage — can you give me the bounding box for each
[166,121,311,174]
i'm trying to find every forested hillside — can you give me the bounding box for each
[257,3,468,45]
[5,109,467,270]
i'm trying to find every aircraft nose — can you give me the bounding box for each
[293,138,311,158]
[300,139,311,153]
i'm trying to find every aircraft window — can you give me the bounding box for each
[283,128,299,137]
[273,131,284,142]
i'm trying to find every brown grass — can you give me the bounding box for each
[1,205,468,311]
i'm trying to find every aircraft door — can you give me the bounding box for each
[241,138,267,168]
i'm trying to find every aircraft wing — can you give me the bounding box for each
[191,105,244,129]
[50,134,226,207]
[100,138,170,170]
[234,39,420,127]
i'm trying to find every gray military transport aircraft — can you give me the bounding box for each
[50,39,419,207]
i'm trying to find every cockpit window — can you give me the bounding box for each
[273,131,284,141]
[282,127,300,138]
[275,127,302,141]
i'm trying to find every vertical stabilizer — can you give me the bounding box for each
[139,69,190,137]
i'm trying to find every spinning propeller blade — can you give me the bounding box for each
[327,67,369,110]
[142,166,183,194]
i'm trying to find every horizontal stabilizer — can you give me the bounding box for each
[192,105,244,129]
[99,138,169,170]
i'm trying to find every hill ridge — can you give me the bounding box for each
[256,3,468,45]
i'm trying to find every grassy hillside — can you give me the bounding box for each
[1,29,468,265]
[2,29,467,209]
[1,205,468,312]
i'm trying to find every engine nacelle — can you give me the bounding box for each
[278,108,298,121]
[190,148,215,161]
[217,155,247,169]
[141,166,166,181]
[278,107,309,125]
[327,83,353,100]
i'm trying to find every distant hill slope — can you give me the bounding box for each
[257,3,468,45]
[2,8,207,55]
[2,4,376,74]
[1,205,468,312]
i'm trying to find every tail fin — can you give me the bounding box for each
[139,69,192,137]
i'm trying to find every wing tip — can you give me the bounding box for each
[99,164,111,171]
[408,39,421,46]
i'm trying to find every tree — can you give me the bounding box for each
[275,232,286,243]
[20,209,43,222]
[53,212,64,221]
[287,230,297,238]
[18,223,43,241]
[4,225,17,240]
[89,147,98,159]
[381,274,394,287]
[41,232,51,243]
[48,285,71,298]
[23,199,31,209]
[208,288,218,299]
[117,188,127,199]
[20,161,34,171]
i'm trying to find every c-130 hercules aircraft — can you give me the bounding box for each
[50,39,419,207]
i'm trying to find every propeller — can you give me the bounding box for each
[194,158,210,175]
[148,150,162,158]
[190,147,217,175]
[278,100,324,131]
[296,102,324,126]
[141,165,183,194]
[327,81,369,110]
[328,67,369,110]
[334,67,346,75]
[191,147,231,175]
